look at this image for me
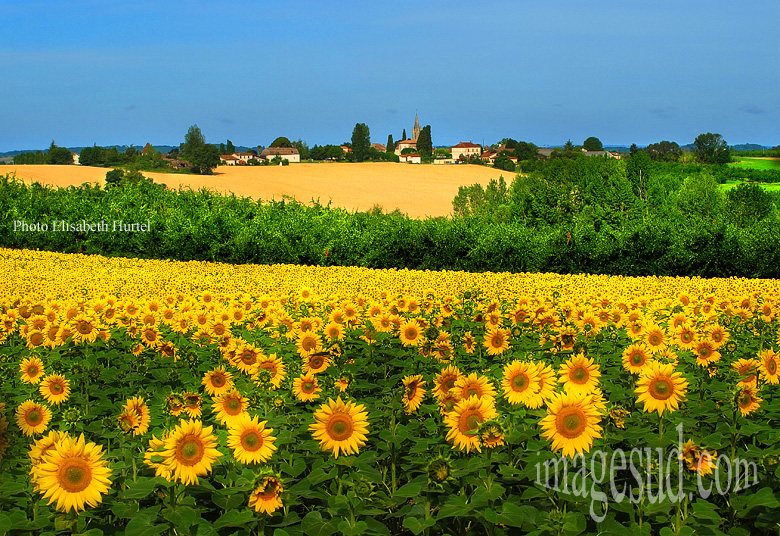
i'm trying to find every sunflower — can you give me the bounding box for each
[758,349,779,384]
[70,315,99,345]
[444,395,498,453]
[161,420,222,485]
[433,365,462,400]
[736,384,762,416]
[501,360,540,406]
[643,323,667,353]
[296,331,323,357]
[227,414,277,464]
[16,400,52,437]
[292,374,321,402]
[732,358,759,386]
[479,420,506,449]
[622,343,653,374]
[248,476,284,515]
[453,373,496,403]
[211,390,249,426]
[31,433,112,513]
[324,322,345,340]
[635,362,689,416]
[28,430,71,470]
[706,325,729,348]
[143,434,172,480]
[117,408,139,433]
[402,375,426,414]
[303,352,330,375]
[693,340,721,367]
[20,356,46,384]
[183,392,203,418]
[398,320,423,347]
[202,366,234,396]
[539,392,603,458]
[255,354,286,389]
[681,439,717,476]
[39,374,71,405]
[525,363,557,409]
[309,397,370,459]
[139,325,162,349]
[483,327,511,356]
[558,354,600,396]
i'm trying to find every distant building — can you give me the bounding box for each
[451,142,482,161]
[394,139,417,156]
[371,143,387,152]
[220,155,240,165]
[399,153,421,164]
[71,152,80,165]
[260,147,300,163]
[412,114,421,142]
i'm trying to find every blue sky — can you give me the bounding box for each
[2,0,778,151]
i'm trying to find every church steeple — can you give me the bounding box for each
[412,113,421,142]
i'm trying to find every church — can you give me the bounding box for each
[394,114,421,155]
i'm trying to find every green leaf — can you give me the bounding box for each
[300,511,337,536]
[692,499,723,522]
[393,483,422,499]
[162,505,198,528]
[742,486,779,513]
[0,514,12,536]
[402,516,436,535]
[213,509,256,530]
[125,514,166,536]
[337,520,368,536]
[121,477,164,499]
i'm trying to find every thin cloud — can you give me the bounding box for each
[740,104,766,115]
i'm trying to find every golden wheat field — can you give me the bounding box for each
[2,163,513,218]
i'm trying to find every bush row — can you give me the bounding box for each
[1,174,778,278]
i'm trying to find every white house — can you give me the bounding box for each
[399,153,421,164]
[451,142,482,161]
[394,139,417,156]
[260,147,300,163]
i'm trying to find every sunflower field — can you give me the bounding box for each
[1,248,780,536]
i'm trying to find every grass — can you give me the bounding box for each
[729,156,780,171]
[720,179,780,192]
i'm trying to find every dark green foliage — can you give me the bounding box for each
[181,125,206,158]
[386,134,394,153]
[188,144,220,175]
[269,137,293,148]
[582,137,603,151]
[644,140,681,162]
[693,132,731,164]
[351,123,370,162]
[416,125,432,158]
[514,141,538,162]
[493,152,516,172]
[725,182,773,226]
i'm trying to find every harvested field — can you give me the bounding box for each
[2,163,515,218]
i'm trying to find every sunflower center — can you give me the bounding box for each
[177,437,205,465]
[465,387,479,398]
[444,377,456,390]
[631,352,644,365]
[302,338,316,350]
[241,353,256,365]
[77,322,92,334]
[491,335,503,347]
[699,346,710,358]
[768,360,777,374]
[555,407,587,438]
[649,378,673,400]
[258,479,280,500]
[225,398,242,414]
[405,328,417,340]
[28,365,39,376]
[58,459,92,493]
[302,380,316,393]
[649,333,662,346]
[738,393,752,408]
[458,409,483,434]
[212,375,225,386]
[309,356,325,369]
[51,382,63,394]
[571,366,588,384]
[511,373,529,392]
[241,431,262,451]
[27,409,42,424]
[327,415,353,441]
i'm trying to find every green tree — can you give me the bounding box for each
[270,137,292,148]
[645,140,681,162]
[226,140,235,154]
[416,125,432,158]
[493,152,516,172]
[189,145,220,174]
[48,141,74,165]
[351,123,371,162]
[725,182,773,226]
[402,128,407,141]
[292,139,310,160]
[387,134,394,153]
[693,132,730,164]
[182,125,206,159]
[583,137,603,151]
[563,139,575,151]
[514,141,538,162]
